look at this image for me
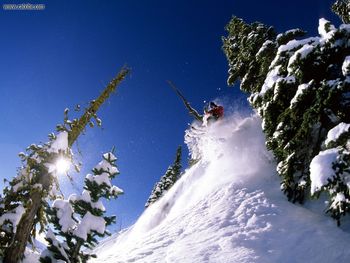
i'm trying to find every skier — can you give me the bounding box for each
[203,102,224,126]
[207,102,224,119]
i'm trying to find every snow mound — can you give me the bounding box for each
[309,148,339,195]
[92,115,350,263]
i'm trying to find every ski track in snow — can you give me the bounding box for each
[89,115,350,262]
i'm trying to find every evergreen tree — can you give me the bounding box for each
[222,17,278,93]
[145,146,182,208]
[223,7,350,224]
[0,132,72,260]
[40,151,123,263]
[0,67,129,263]
[332,0,350,23]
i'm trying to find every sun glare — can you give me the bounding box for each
[55,157,71,174]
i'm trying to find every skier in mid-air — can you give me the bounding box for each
[206,102,224,120]
[203,101,224,126]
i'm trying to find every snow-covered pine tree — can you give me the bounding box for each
[0,67,129,263]
[40,151,123,263]
[145,146,182,208]
[0,132,72,260]
[223,6,350,224]
[332,0,350,23]
[222,17,278,94]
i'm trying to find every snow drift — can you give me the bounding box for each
[91,115,350,263]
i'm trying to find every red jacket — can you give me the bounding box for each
[208,105,224,119]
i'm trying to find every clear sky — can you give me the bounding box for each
[0,0,339,230]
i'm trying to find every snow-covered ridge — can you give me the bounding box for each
[91,115,350,263]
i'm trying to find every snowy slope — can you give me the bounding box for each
[91,115,350,263]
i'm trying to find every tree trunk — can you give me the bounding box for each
[4,191,42,263]
[4,67,130,262]
[68,67,130,145]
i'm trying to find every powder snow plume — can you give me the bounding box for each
[91,115,350,263]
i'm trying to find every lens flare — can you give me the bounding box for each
[55,157,71,174]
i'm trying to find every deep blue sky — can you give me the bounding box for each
[0,0,339,230]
